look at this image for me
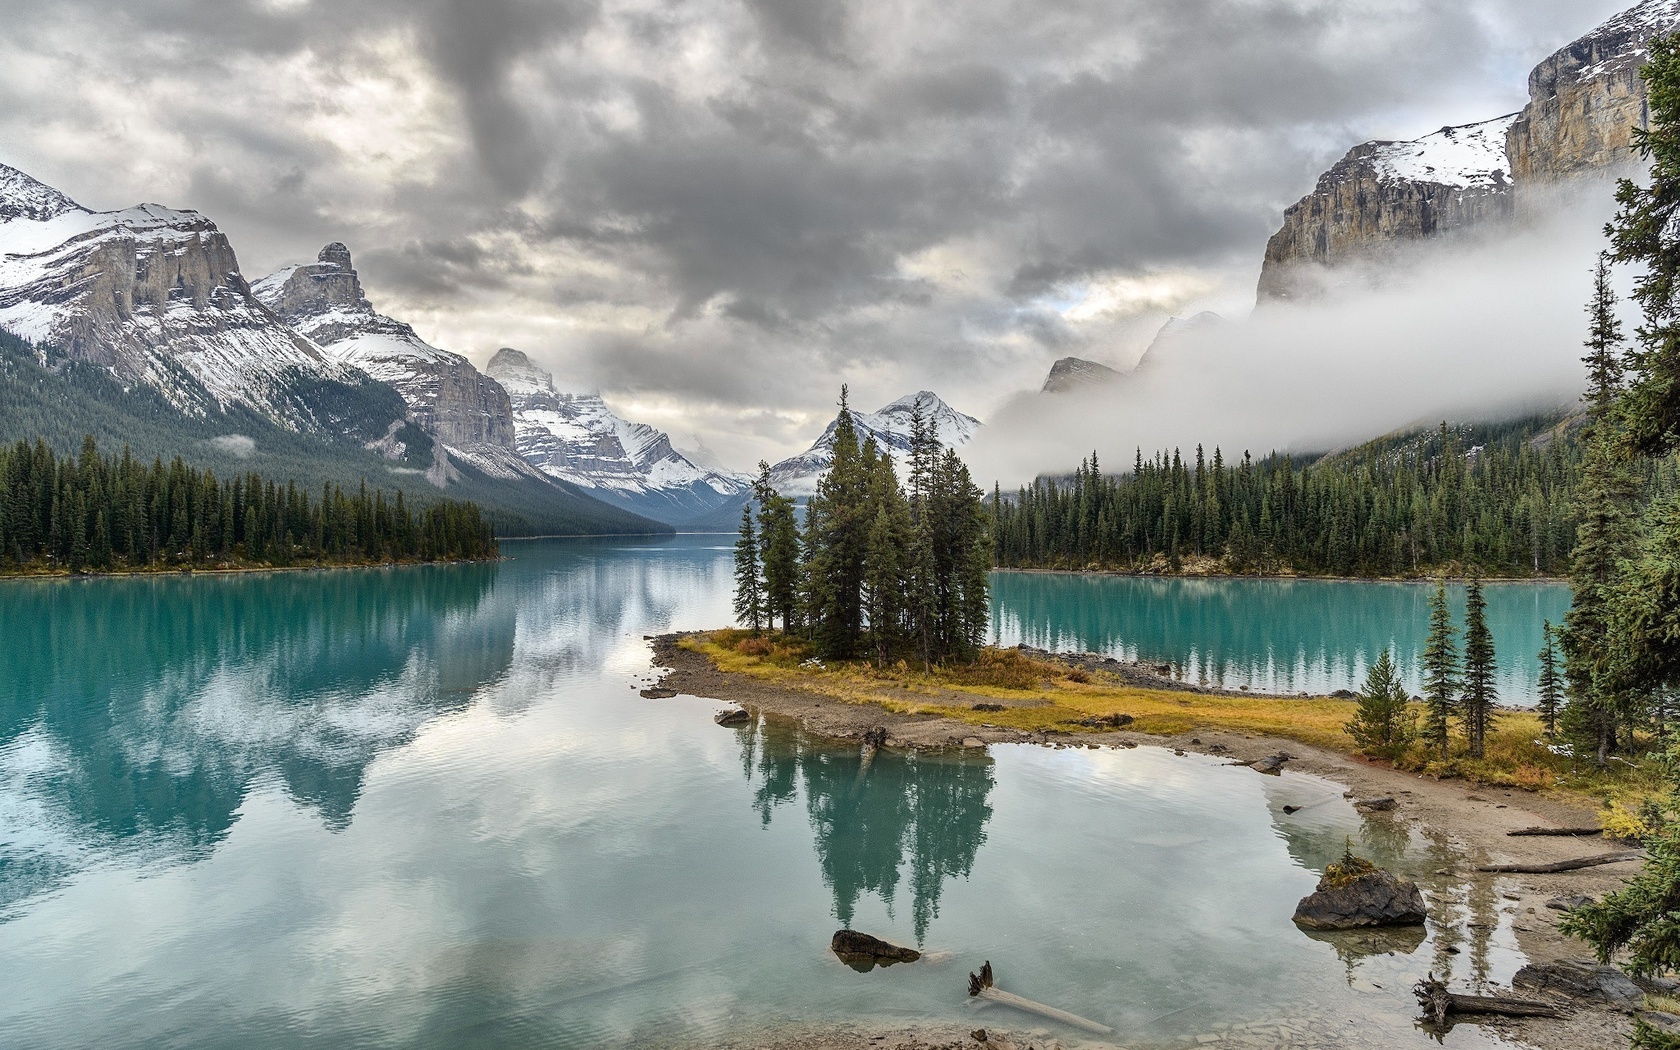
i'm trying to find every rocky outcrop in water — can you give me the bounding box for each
[1292,868,1427,929]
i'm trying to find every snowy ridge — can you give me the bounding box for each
[255,244,533,479]
[1571,0,1680,83]
[0,174,358,422]
[1365,114,1518,190]
[767,391,981,498]
[486,348,749,525]
[0,163,80,223]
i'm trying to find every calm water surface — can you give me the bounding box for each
[992,571,1571,703]
[0,538,1551,1048]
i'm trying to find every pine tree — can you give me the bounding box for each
[1420,577,1459,761]
[1561,251,1641,767]
[1461,571,1498,760]
[1537,621,1564,738]
[733,505,763,633]
[1345,649,1416,761]
[753,462,801,632]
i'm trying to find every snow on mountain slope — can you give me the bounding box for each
[486,348,750,526]
[1366,114,1518,190]
[0,163,385,432]
[767,391,981,498]
[254,244,540,480]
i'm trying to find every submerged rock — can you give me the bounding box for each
[831,929,921,972]
[714,707,752,726]
[1514,959,1641,1008]
[1293,869,1427,930]
[1250,752,1292,775]
[640,687,678,699]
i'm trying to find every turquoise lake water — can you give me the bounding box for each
[992,571,1571,703]
[0,537,1551,1048]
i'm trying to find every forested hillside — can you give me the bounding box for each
[993,415,1679,577]
[0,437,496,574]
[0,328,665,537]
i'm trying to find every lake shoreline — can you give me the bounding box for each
[651,632,1639,1050]
[993,565,1567,584]
[0,555,502,582]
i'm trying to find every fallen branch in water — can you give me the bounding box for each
[1506,827,1604,838]
[967,961,1114,1035]
[1475,852,1641,874]
[1414,974,1564,1026]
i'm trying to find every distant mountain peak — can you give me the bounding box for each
[767,391,981,497]
[0,162,83,223]
[485,349,749,525]
[1042,357,1123,393]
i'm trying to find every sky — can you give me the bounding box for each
[0,0,1638,470]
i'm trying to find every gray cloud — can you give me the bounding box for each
[0,0,1639,467]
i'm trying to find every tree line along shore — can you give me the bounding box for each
[0,435,498,575]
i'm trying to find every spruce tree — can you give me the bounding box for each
[753,462,801,631]
[1461,571,1498,760]
[1537,621,1564,738]
[733,505,763,633]
[1420,577,1460,761]
[1345,648,1416,761]
[1561,252,1641,767]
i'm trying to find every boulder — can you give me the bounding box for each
[1293,869,1427,930]
[1545,894,1594,912]
[1251,752,1292,775]
[830,929,920,972]
[714,707,752,726]
[1514,959,1642,1009]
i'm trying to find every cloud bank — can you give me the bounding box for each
[0,0,1637,464]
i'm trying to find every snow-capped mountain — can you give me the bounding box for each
[485,348,750,526]
[767,391,981,498]
[0,163,405,442]
[254,244,538,482]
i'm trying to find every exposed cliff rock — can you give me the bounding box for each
[485,347,749,526]
[1259,1,1680,303]
[1508,0,1680,183]
[1042,356,1123,393]
[254,245,526,473]
[0,163,407,445]
[1258,116,1516,302]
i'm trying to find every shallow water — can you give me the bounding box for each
[992,571,1570,703]
[0,538,1542,1048]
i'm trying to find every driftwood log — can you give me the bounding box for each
[967,961,1114,1035]
[1506,827,1604,838]
[1476,852,1642,874]
[1414,974,1564,1026]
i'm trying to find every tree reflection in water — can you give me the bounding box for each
[735,720,994,943]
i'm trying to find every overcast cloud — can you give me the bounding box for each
[0,0,1636,468]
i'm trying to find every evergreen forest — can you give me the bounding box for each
[0,435,498,574]
[994,416,1680,578]
[736,389,991,666]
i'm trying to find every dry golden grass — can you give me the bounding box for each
[687,631,1666,808]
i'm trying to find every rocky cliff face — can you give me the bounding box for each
[1259,0,1680,302]
[254,245,520,461]
[0,163,407,444]
[485,347,748,526]
[1258,117,1516,302]
[1042,357,1122,393]
[1507,0,1680,183]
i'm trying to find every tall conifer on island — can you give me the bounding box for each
[734,505,763,633]
[1537,621,1564,738]
[753,463,801,632]
[1460,572,1498,760]
[1421,578,1460,761]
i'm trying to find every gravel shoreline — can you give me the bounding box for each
[648,633,1644,1050]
